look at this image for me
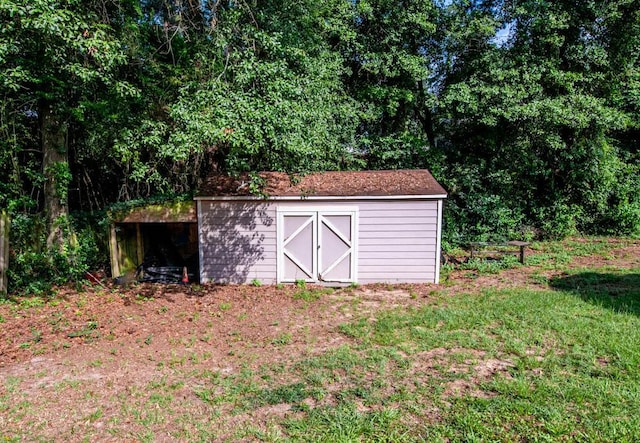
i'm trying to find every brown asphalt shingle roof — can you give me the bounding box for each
[197,170,447,198]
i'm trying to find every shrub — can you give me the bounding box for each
[6,213,105,295]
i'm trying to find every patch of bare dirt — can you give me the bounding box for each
[411,347,514,400]
[0,239,637,439]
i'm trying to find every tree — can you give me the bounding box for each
[0,0,131,247]
[160,0,361,176]
[333,0,440,169]
[434,0,640,239]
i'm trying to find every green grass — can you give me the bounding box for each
[328,267,640,441]
[1,238,638,441]
[184,267,640,441]
[293,287,334,302]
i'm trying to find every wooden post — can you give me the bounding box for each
[109,224,121,278]
[136,223,144,266]
[136,223,144,278]
[508,241,529,264]
[0,211,9,294]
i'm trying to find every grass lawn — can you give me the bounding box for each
[1,238,639,441]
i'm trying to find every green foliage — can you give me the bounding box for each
[169,12,360,174]
[293,287,333,303]
[7,213,103,295]
[256,382,309,406]
[45,162,73,202]
[457,255,521,275]
[336,0,439,169]
[436,0,640,242]
[67,320,100,342]
[284,403,410,442]
[2,0,640,294]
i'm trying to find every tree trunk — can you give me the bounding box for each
[0,210,8,294]
[40,101,69,251]
[417,81,437,150]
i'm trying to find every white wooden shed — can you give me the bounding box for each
[195,170,447,285]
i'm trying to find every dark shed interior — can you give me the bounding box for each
[109,202,199,283]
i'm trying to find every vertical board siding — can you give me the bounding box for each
[199,201,277,284]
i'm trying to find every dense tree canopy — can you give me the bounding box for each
[1,0,639,289]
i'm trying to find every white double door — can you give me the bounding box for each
[277,208,357,283]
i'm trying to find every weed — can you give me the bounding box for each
[67,320,100,342]
[31,346,47,355]
[19,296,46,309]
[283,403,410,441]
[48,311,69,332]
[219,302,232,311]
[458,256,520,274]
[251,279,262,287]
[257,382,309,405]
[525,252,572,268]
[135,294,154,303]
[200,333,212,343]
[294,287,333,302]
[195,388,222,406]
[29,327,42,343]
[168,357,186,368]
[105,329,116,340]
[85,408,103,423]
[271,333,292,346]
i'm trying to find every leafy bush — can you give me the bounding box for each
[534,201,580,240]
[6,213,105,295]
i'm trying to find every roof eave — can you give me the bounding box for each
[194,194,448,201]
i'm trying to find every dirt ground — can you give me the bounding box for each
[0,239,638,440]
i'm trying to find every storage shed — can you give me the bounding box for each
[108,201,199,282]
[196,170,447,285]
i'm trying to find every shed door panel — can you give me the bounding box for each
[279,210,356,283]
[282,214,316,281]
[319,214,355,282]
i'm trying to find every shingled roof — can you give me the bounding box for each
[196,170,447,198]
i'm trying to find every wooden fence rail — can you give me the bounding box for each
[0,211,8,294]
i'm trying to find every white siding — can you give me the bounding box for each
[355,200,440,284]
[199,201,277,284]
[276,200,441,283]
[198,198,442,285]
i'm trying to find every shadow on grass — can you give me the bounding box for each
[550,272,640,316]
